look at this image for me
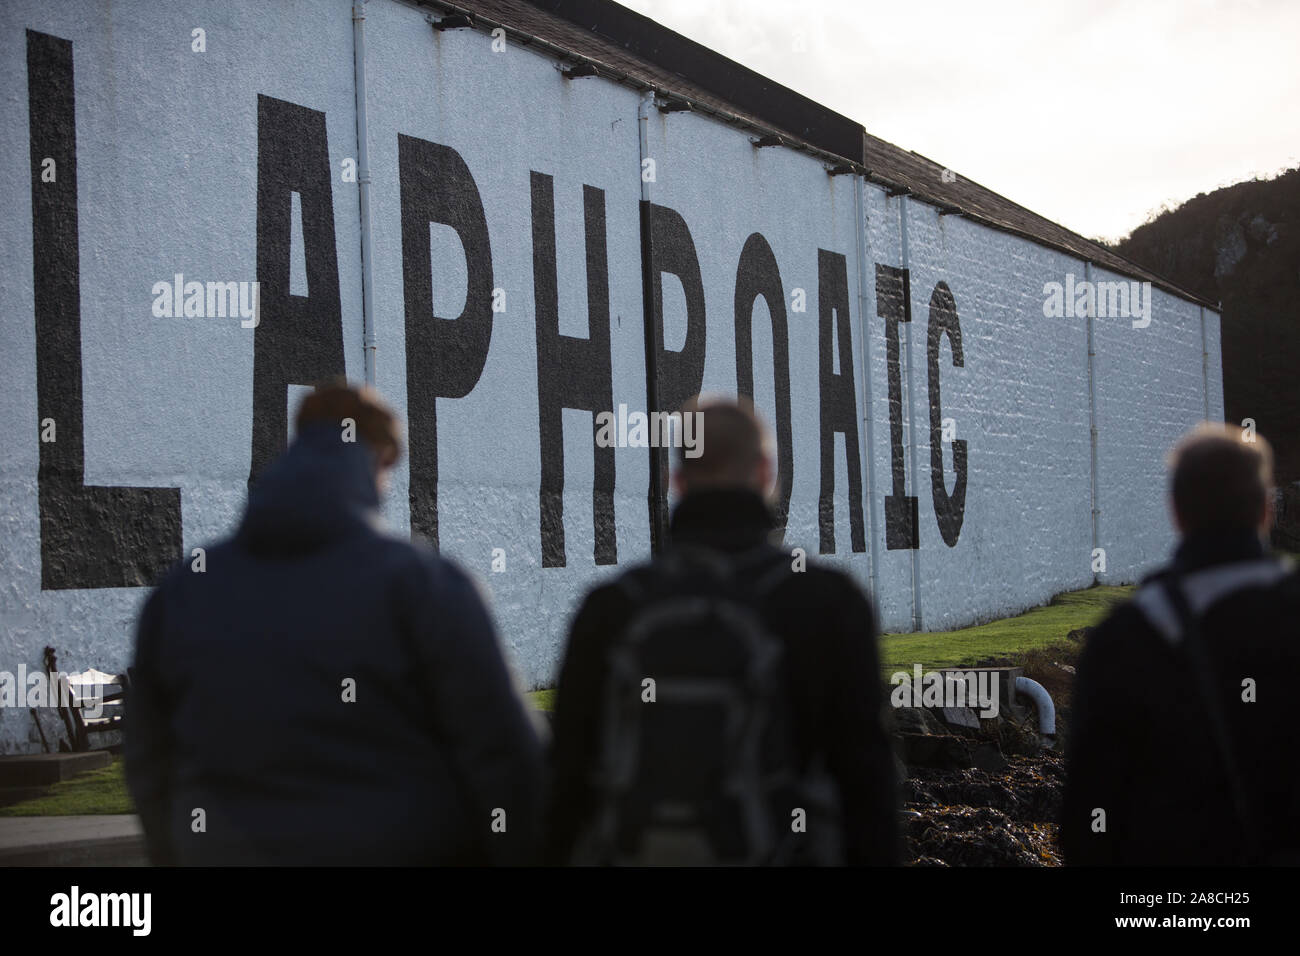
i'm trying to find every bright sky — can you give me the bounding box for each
[618,0,1300,243]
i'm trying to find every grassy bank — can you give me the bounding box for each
[528,583,1132,711]
[878,584,1131,674]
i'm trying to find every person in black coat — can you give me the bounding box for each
[1062,423,1300,865]
[545,397,899,865]
[125,383,542,865]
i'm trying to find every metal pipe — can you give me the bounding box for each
[1200,305,1210,420]
[1085,261,1100,583]
[853,174,881,606]
[899,196,922,631]
[638,90,653,206]
[637,90,667,553]
[1015,675,1056,742]
[353,0,378,386]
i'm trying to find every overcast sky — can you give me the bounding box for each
[618,0,1300,243]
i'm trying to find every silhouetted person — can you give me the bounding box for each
[126,383,542,865]
[545,397,899,865]
[1063,423,1300,865]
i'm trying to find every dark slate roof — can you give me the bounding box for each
[415,0,1215,310]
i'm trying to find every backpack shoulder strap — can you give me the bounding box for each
[1160,575,1261,863]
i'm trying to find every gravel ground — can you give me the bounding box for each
[902,749,1066,866]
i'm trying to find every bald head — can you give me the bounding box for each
[1168,422,1274,537]
[673,396,773,497]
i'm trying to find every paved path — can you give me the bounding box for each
[0,815,146,866]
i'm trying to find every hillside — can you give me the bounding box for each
[1113,168,1300,485]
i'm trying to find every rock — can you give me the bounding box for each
[1000,720,1044,757]
[891,706,948,736]
[897,732,971,770]
[970,742,1008,772]
[1247,213,1279,247]
[941,706,982,730]
[1215,222,1247,280]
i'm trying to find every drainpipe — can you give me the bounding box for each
[637,91,668,553]
[1084,261,1100,583]
[353,0,378,386]
[899,196,923,631]
[1015,675,1056,746]
[1199,305,1210,420]
[853,175,881,604]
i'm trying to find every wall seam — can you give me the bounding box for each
[1200,305,1210,420]
[899,196,922,631]
[352,0,378,385]
[1085,260,1100,584]
[853,175,881,604]
[636,90,667,554]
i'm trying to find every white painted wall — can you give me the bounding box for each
[0,0,1223,752]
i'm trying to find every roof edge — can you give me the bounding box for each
[410,0,1218,313]
[524,0,866,164]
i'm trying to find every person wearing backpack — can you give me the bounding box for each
[1062,423,1300,865]
[544,397,899,866]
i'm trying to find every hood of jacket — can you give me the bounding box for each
[238,422,384,557]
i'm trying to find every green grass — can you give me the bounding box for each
[2,584,1131,816]
[525,583,1133,702]
[527,689,556,713]
[878,584,1132,674]
[0,755,133,817]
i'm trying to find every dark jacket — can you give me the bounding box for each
[125,424,542,865]
[544,487,900,865]
[1062,530,1300,865]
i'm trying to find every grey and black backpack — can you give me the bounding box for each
[573,545,842,866]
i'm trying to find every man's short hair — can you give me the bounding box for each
[675,395,771,488]
[1168,422,1273,534]
[296,380,403,467]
